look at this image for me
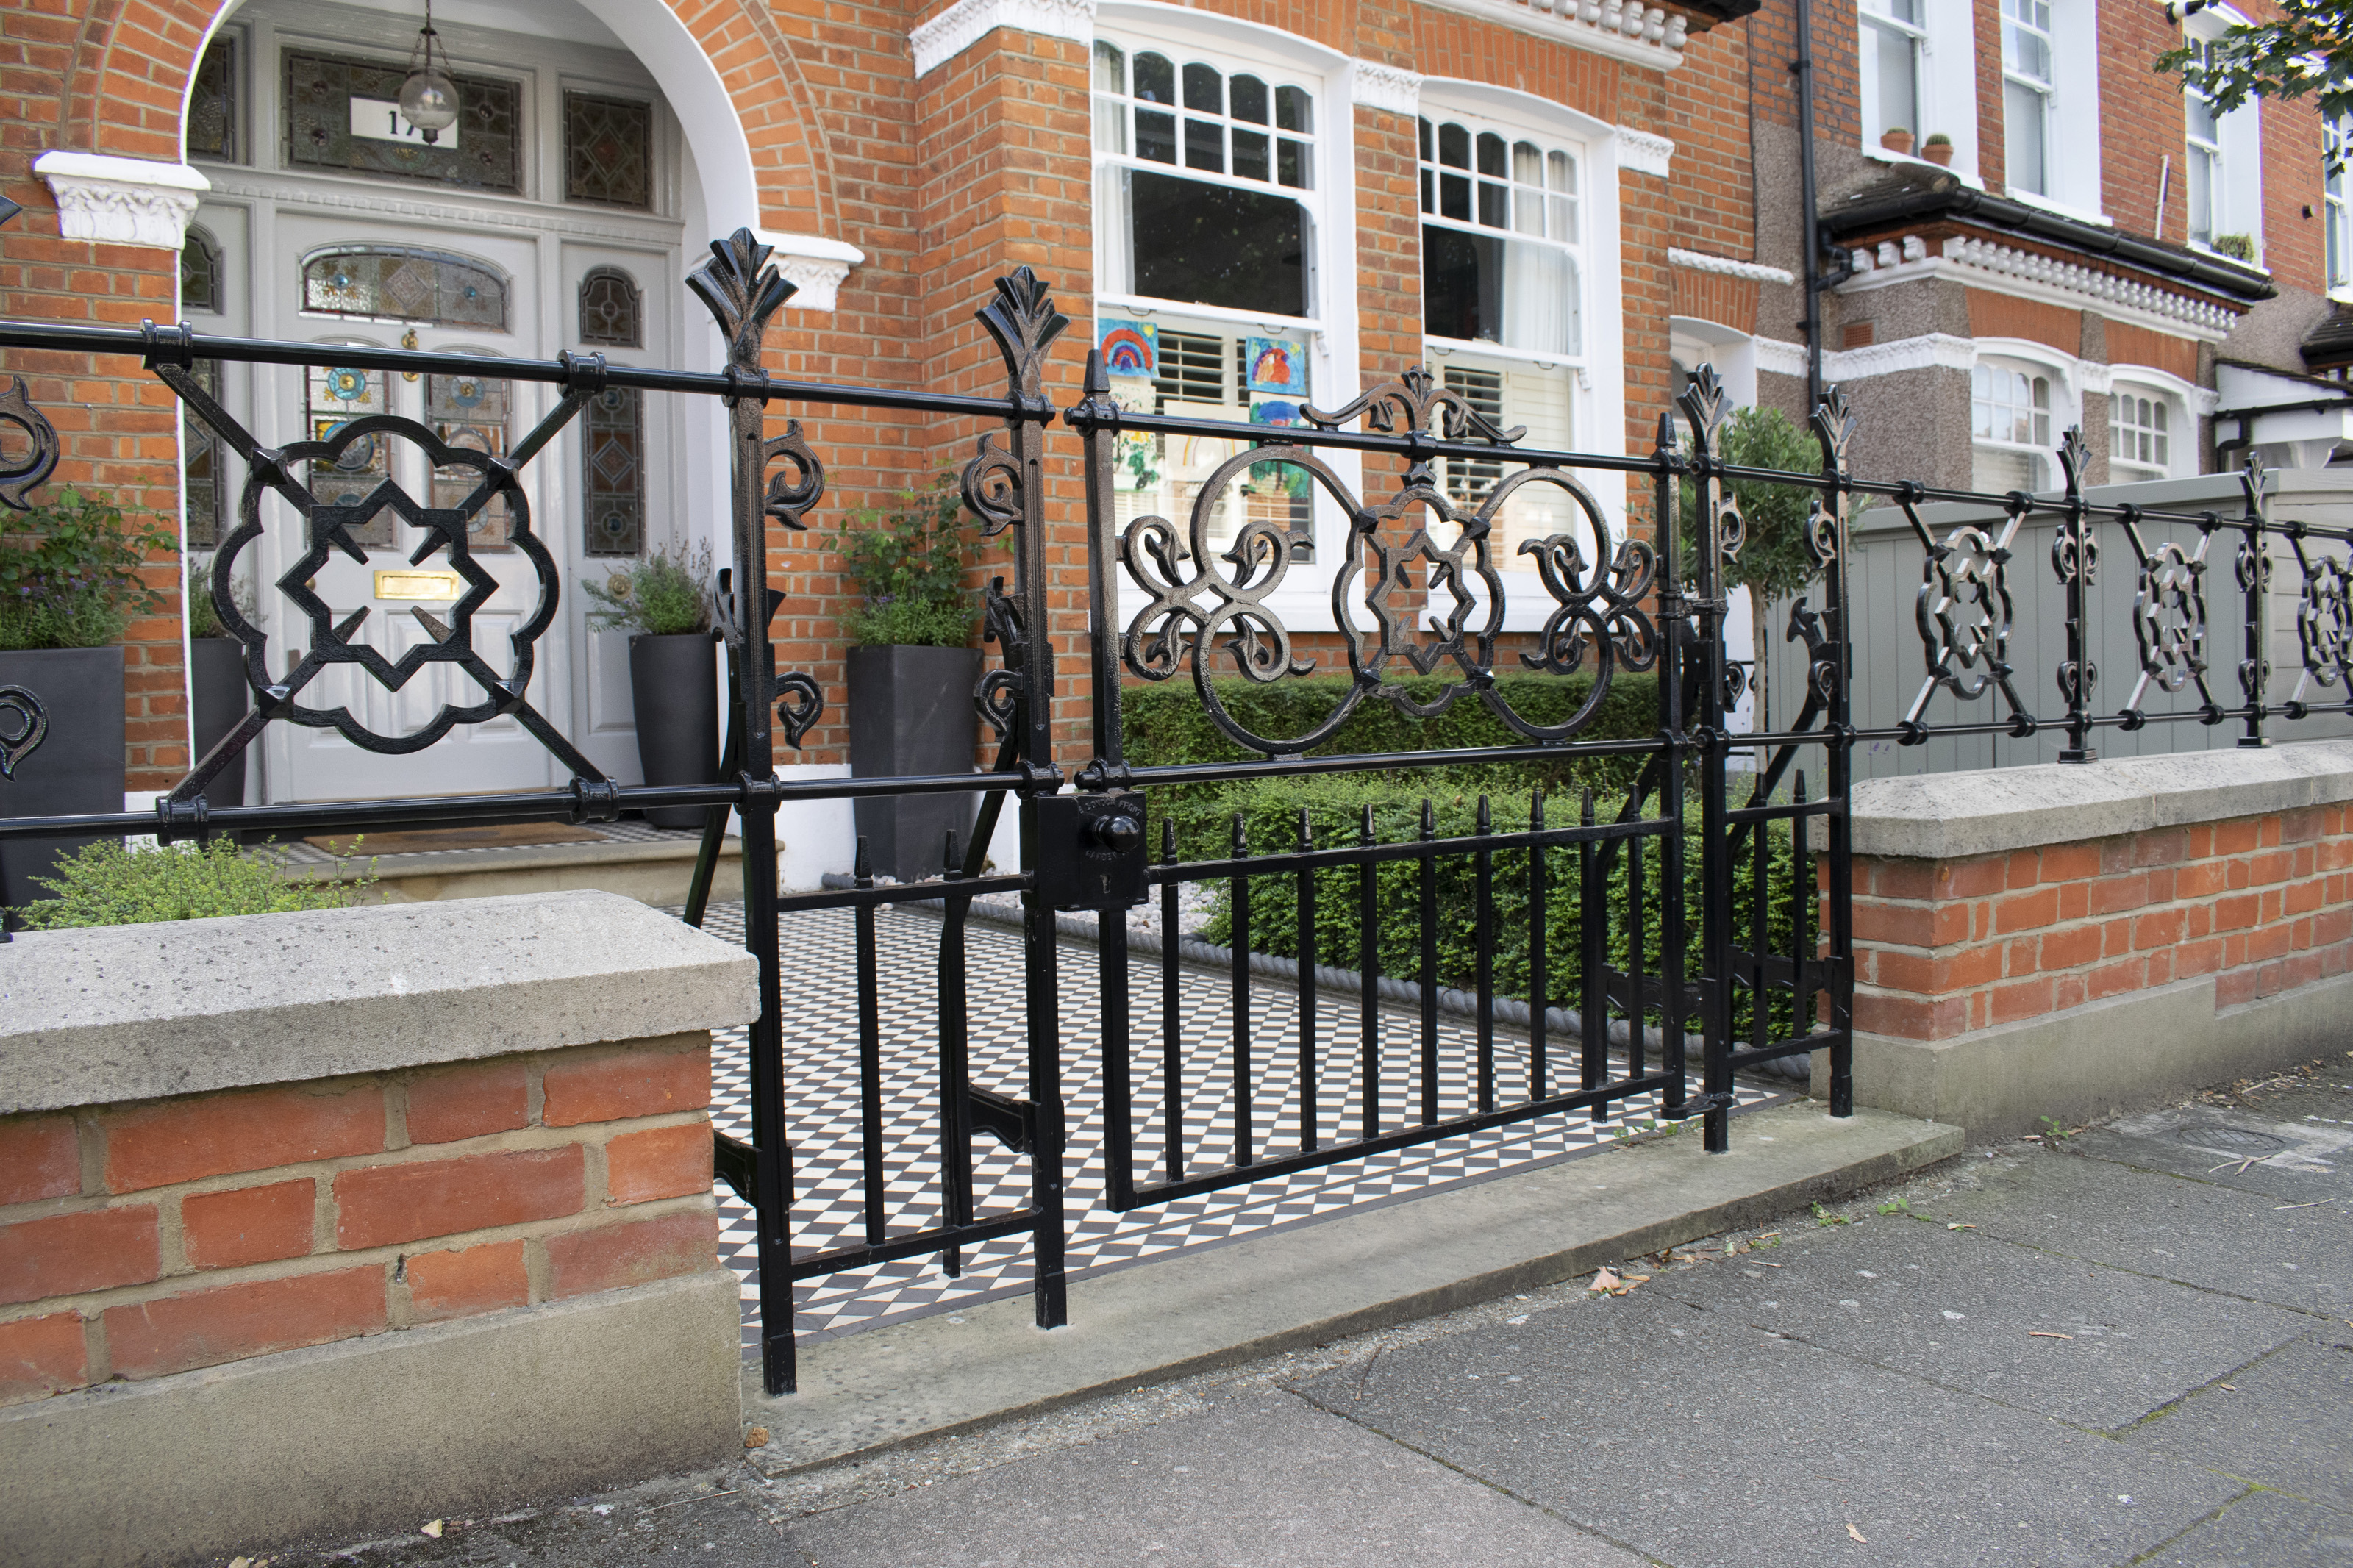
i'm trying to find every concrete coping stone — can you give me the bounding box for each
[0,890,759,1115]
[1831,737,2353,862]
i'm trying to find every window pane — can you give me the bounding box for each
[188,37,236,162]
[1231,74,1268,125]
[427,370,514,551]
[1440,171,1471,221]
[1275,85,1310,134]
[1185,118,1224,173]
[1183,62,1221,115]
[578,267,642,348]
[285,50,521,194]
[1137,109,1176,164]
[1093,40,1125,93]
[1513,141,1543,185]
[1419,118,1432,161]
[1439,121,1469,168]
[1478,180,1506,228]
[2188,146,2214,244]
[1129,169,1309,317]
[2186,90,2217,145]
[583,387,643,556]
[305,361,396,549]
[302,246,507,329]
[1477,132,1507,178]
[563,92,653,210]
[1135,52,1174,103]
[1233,129,1270,182]
[183,358,224,548]
[2004,80,2046,195]
[181,228,224,315]
[1869,21,1919,139]
[1421,166,1434,213]
[1277,138,1308,189]
[1425,225,1502,343]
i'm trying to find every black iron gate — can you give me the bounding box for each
[5,231,2343,1401]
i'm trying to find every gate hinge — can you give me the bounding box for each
[712,1131,760,1205]
[1667,1091,1737,1118]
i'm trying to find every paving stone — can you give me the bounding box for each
[2136,1490,2353,1567]
[1292,1289,2242,1568]
[1652,1217,2309,1430]
[2121,1330,2353,1511]
[772,1394,1645,1568]
[1933,1148,2353,1320]
[2065,1103,2353,1207]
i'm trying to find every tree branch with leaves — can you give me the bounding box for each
[2158,2,2353,161]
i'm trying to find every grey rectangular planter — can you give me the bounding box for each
[188,634,249,810]
[0,645,126,920]
[847,644,982,882]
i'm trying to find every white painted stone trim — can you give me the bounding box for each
[1823,332,1978,382]
[1755,337,1810,379]
[1668,247,1794,286]
[912,0,1096,77]
[755,229,865,312]
[1615,126,1673,178]
[1415,0,1686,69]
[1838,231,2239,343]
[32,151,209,249]
[0,890,759,1114]
[1837,737,2353,860]
[1349,59,1424,117]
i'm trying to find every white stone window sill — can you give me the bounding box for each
[2000,187,2115,229]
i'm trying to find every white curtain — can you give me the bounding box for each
[1502,243,1577,358]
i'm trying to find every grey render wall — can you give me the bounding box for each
[1756,468,2353,783]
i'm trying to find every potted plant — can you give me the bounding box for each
[1921,132,1954,167]
[832,475,986,882]
[185,553,258,810]
[0,487,174,920]
[1879,126,1914,156]
[582,541,718,829]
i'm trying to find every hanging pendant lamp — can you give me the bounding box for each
[398,0,460,146]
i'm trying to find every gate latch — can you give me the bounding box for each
[1028,790,1148,911]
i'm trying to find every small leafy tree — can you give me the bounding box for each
[827,473,985,648]
[2158,6,2353,157]
[1681,404,1824,737]
[579,540,715,637]
[12,839,379,930]
[0,487,177,651]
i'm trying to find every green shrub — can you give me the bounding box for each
[0,487,176,651]
[1176,779,1808,1039]
[581,541,714,637]
[11,839,381,930]
[827,473,993,648]
[185,553,260,641]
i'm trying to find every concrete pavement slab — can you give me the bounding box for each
[2136,1491,2353,1567]
[772,1394,1645,1568]
[1293,1289,2243,1568]
[1932,1148,2353,1318]
[1652,1216,2310,1430]
[2120,1329,2353,1511]
[2065,1104,2353,1206]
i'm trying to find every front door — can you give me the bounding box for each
[262,215,565,801]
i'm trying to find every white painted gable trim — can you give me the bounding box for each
[33,151,210,249]
[912,0,1097,78]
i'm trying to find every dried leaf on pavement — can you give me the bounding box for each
[1848,1523,1870,1543]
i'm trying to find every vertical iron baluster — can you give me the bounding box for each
[2054,430,2099,763]
[1359,803,1379,1142]
[1161,817,1183,1184]
[1790,773,1812,1045]
[1652,409,1690,1123]
[1814,389,1859,1119]
[1474,795,1494,1116]
[1100,906,1135,1211]
[938,827,972,1279]
[1296,809,1318,1153]
[1627,829,1646,1095]
[854,837,885,1248]
[1418,798,1439,1127]
[1580,787,1604,1118]
[2238,458,2273,749]
[1677,379,1735,1153]
[689,231,796,1396]
[1748,790,1768,1058]
[1528,788,1548,1103]
[1231,812,1254,1167]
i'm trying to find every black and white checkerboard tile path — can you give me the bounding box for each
[691,901,1782,1358]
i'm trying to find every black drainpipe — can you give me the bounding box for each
[1793,0,1824,415]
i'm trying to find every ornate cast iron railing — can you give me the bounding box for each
[1,228,2346,1404]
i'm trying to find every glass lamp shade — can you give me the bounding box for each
[399,65,460,143]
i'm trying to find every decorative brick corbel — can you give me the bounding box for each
[752,231,866,313]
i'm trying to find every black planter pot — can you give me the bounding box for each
[0,646,126,920]
[629,632,720,830]
[848,643,982,882]
[188,635,249,811]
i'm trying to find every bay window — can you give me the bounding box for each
[2109,386,2174,483]
[1972,359,2054,493]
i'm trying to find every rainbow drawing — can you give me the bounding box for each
[1246,336,1307,396]
[1098,318,1157,377]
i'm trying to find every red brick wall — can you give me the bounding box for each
[1849,806,2353,1043]
[0,1033,717,1407]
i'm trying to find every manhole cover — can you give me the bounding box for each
[2173,1125,2288,1153]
